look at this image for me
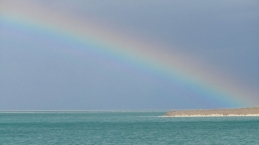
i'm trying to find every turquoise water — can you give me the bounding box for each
[1,111,259,144]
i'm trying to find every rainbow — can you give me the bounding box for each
[1,0,258,107]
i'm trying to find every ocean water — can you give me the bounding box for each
[1,111,259,145]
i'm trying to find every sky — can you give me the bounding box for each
[0,0,259,110]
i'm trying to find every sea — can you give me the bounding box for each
[1,111,259,145]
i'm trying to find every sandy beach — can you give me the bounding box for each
[163,107,259,117]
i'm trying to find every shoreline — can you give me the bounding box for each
[161,114,259,117]
[163,107,259,117]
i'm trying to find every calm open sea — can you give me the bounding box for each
[1,111,259,145]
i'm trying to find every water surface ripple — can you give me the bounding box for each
[1,111,259,144]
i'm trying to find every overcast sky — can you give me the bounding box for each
[1,0,258,110]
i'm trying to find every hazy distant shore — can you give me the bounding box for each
[163,107,259,117]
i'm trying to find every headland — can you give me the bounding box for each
[163,107,259,117]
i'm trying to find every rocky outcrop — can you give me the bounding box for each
[163,107,259,117]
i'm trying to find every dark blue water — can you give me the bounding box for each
[1,111,259,144]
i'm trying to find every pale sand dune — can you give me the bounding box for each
[163,107,259,117]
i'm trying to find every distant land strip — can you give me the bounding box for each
[163,107,259,117]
